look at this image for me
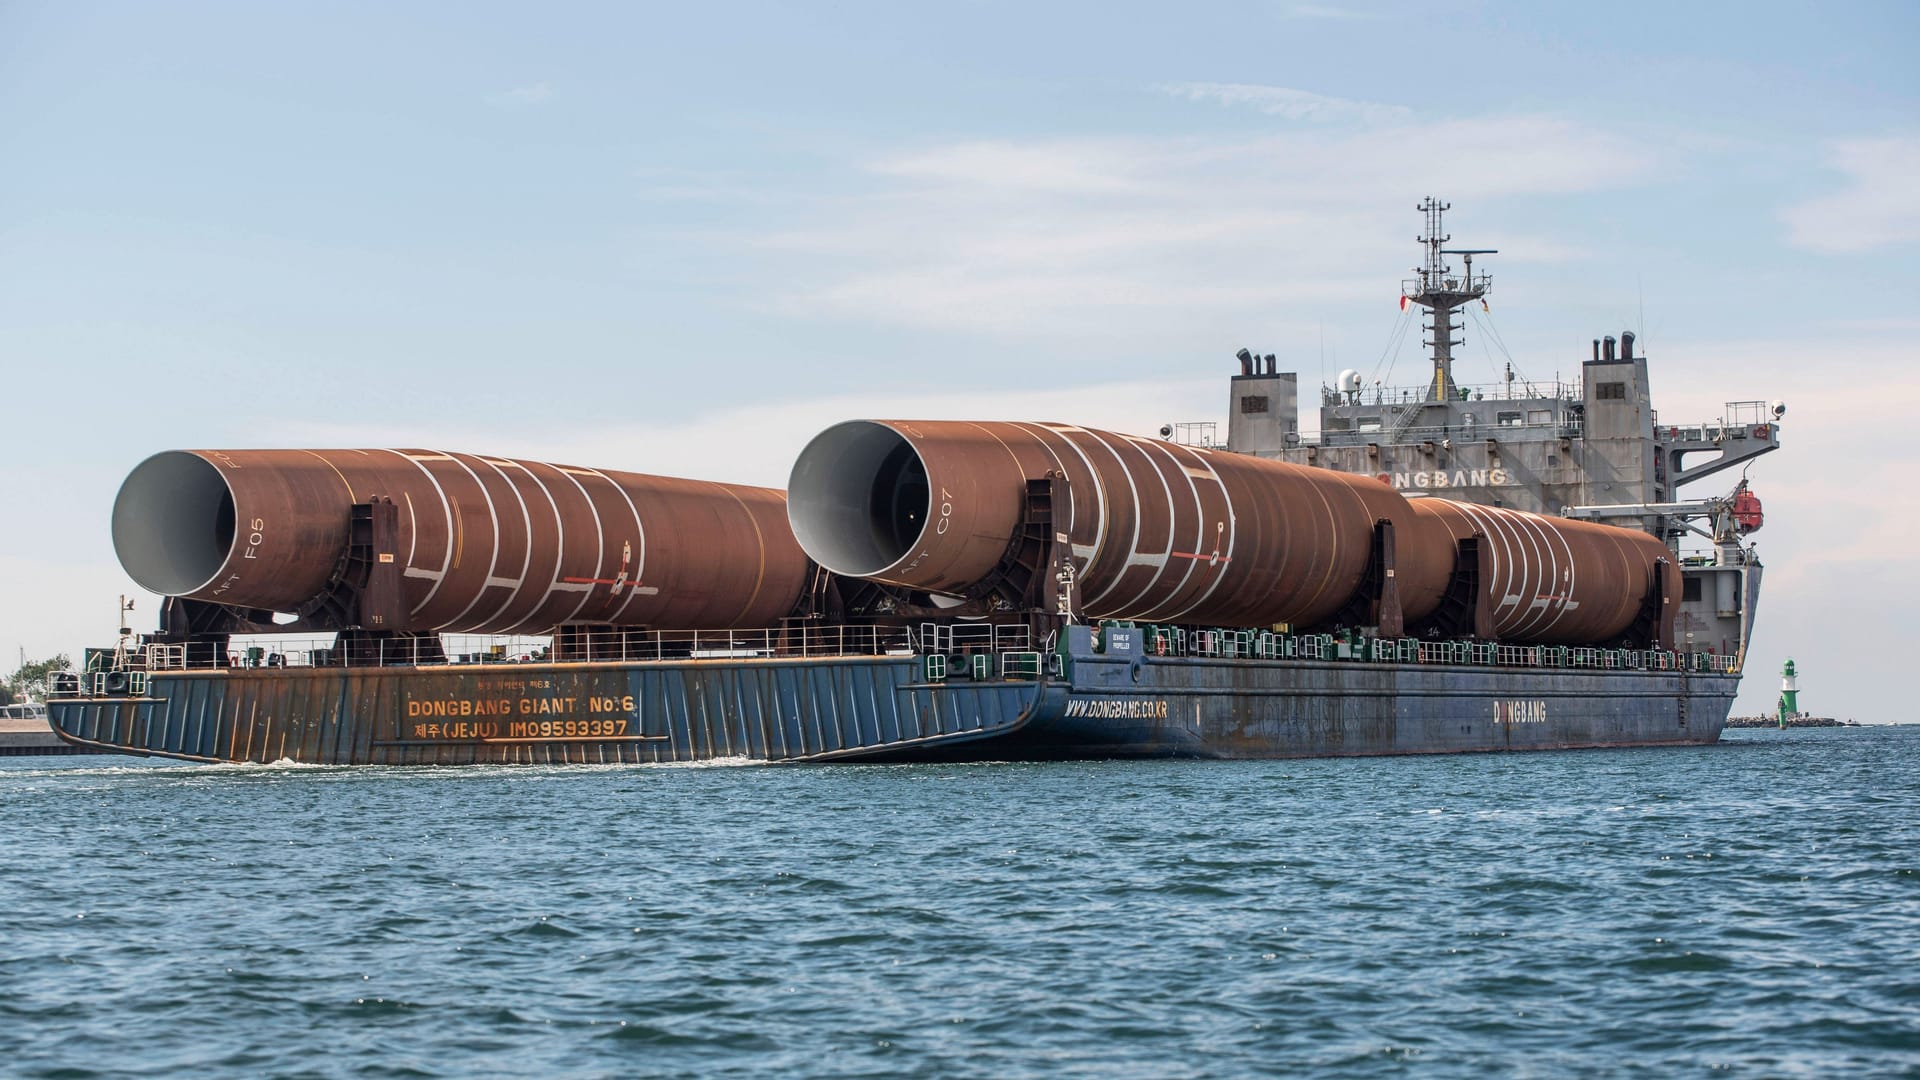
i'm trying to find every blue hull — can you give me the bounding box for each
[47,628,1731,765]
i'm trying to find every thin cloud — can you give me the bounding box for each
[746,116,1655,339]
[872,139,1152,194]
[1780,134,1920,253]
[1282,4,1381,19]
[1158,82,1411,125]
[1827,316,1920,334]
[488,82,555,108]
[630,165,809,205]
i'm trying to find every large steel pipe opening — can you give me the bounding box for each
[789,419,1676,645]
[112,449,814,633]
[114,451,253,599]
[786,421,935,578]
[788,421,1032,593]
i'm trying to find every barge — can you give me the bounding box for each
[47,625,1738,765]
[49,200,1776,765]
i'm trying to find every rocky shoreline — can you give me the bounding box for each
[1725,715,1852,729]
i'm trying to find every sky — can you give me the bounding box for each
[1,0,1915,720]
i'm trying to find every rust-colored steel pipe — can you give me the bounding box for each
[787,419,1673,644]
[787,420,1455,629]
[111,449,811,633]
[1408,500,1679,645]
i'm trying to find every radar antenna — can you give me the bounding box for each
[1402,197,1496,402]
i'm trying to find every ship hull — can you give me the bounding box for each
[46,636,1732,765]
[988,654,1729,760]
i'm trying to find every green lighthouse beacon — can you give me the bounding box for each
[1777,658,1800,729]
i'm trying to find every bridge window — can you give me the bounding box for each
[1240,395,1270,414]
[1596,382,1627,400]
[1497,411,1523,426]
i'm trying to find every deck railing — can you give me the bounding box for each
[112,624,920,675]
[1118,624,1739,675]
[50,620,1743,699]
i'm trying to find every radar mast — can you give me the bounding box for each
[1402,198,1495,402]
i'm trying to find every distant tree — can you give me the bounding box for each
[0,684,11,707]
[5,654,72,702]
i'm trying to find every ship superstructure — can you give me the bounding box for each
[1222,198,1775,663]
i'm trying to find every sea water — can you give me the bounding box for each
[2,726,1916,1078]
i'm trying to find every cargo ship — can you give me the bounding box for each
[48,200,1779,764]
